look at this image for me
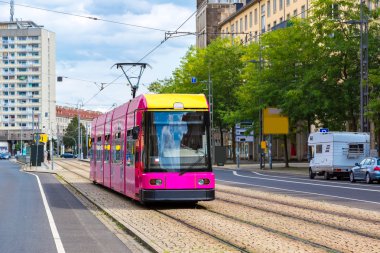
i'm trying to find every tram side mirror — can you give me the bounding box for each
[132,126,140,139]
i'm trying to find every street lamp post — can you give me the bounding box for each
[247,59,264,169]
[344,1,369,132]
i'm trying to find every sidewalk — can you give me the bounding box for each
[215,161,309,175]
[22,161,57,174]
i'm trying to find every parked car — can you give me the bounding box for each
[0,152,11,160]
[60,153,76,159]
[349,157,380,184]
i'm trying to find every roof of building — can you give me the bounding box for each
[0,21,43,29]
[56,106,102,120]
[218,0,256,27]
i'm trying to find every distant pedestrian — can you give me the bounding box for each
[47,151,51,163]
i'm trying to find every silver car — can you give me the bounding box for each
[350,157,380,184]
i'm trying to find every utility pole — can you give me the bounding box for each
[78,109,81,159]
[360,0,369,133]
[208,66,214,165]
[10,0,14,22]
[86,124,89,159]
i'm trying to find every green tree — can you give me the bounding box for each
[63,116,86,156]
[149,38,245,159]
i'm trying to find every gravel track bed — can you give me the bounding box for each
[200,199,380,253]
[57,160,90,173]
[159,208,326,253]
[216,190,380,240]
[216,185,380,223]
[60,160,380,252]
[56,168,238,253]
[56,161,89,178]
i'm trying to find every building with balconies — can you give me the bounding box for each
[0,21,56,152]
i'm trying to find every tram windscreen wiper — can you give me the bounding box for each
[179,155,205,176]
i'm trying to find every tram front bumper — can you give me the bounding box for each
[140,189,215,202]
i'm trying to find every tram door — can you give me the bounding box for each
[111,120,123,193]
[125,131,136,196]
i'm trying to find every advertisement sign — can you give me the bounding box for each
[263,108,289,135]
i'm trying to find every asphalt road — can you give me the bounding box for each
[0,160,132,253]
[215,168,380,211]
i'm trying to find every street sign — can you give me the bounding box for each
[191,77,197,84]
[235,122,254,142]
[320,128,329,133]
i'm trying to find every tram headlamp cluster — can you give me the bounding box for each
[198,178,210,185]
[150,179,162,186]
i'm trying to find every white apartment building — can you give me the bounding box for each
[0,21,56,143]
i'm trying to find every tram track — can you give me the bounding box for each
[214,189,380,240]
[216,187,380,224]
[55,160,380,253]
[56,160,89,178]
[55,160,242,252]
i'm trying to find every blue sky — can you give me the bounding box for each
[0,0,196,111]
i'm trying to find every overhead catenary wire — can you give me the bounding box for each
[87,9,198,103]
[0,1,195,100]
[0,0,167,32]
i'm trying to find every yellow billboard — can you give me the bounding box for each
[263,108,289,135]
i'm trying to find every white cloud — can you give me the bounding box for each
[0,1,196,111]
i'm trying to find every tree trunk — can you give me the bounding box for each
[232,125,236,162]
[283,134,289,168]
[220,127,224,147]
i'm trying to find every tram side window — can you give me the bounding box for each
[89,138,94,160]
[126,130,135,166]
[96,136,102,162]
[104,134,110,163]
[113,132,122,163]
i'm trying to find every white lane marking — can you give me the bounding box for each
[251,171,380,188]
[233,171,380,193]
[217,179,380,205]
[29,173,66,253]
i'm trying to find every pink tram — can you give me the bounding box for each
[89,94,215,203]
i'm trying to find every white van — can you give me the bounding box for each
[308,132,370,180]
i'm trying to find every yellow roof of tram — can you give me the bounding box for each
[144,94,208,110]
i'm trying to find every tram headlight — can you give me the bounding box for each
[198,178,210,185]
[149,179,162,186]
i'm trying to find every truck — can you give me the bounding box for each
[308,132,370,180]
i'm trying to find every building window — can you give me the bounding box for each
[245,15,248,31]
[261,5,266,33]
[235,21,238,33]
[301,5,306,18]
[267,1,271,17]
[286,0,290,6]
[279,0,283,10]
[293,9,298,17]
[287,13,290,20]
[240,18,243,33]
[273,0,277,13]
[254,8,258,25]
[268,24,271,31]
[249,12,252,28]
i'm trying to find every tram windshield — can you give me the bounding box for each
[146,111,211,172]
